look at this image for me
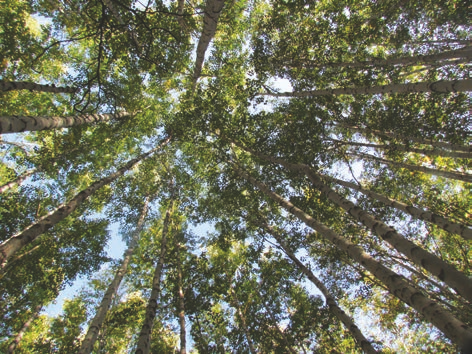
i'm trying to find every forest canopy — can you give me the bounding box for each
[0,0,471,352]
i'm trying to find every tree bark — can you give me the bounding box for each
[284,46,472,69]
[177,244,187,354]
[135,182,174,354]
[350,152,472,183]
[322,174,472,241]
[258,221,378,354]
[261,79,472,97]
[232,164,472,350]
[328,138,471,159]
[0,137,170,268]
[230,143,472,302]
[192,0,225,90]
[0,112,128,135]
[176,0,187,29]
[336,124,471,153]
[0,81,77,93]
[78,195,152,354]
[0,169,37,194]
[7,304,42,353]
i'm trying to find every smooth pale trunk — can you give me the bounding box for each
[262,79,472,97]
[0,169,36,194]
[177,245,187,354]
[352,152,472,183]
[0,112,128,134]
[260,221,378,354]
[338,124,471,153]
[78,196,152,354]
[232,143,472,302]
[7,304,42,353]
[0,138,169,268]
[135,187,174,354]
[323,174,472,241]
[233,165,472,350]
[288,46,472,69]
[0,81,77,93]
[329,138,471,159]
[192,0,225,89]
[176,0,187,29]
[230,141,472,300]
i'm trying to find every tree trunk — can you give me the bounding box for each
[322,174,472,241]
[285,46,472,69]
[230,143,472,302]
[0,81,77,93]
[232,164,472,350]
[0,169,37,194]
[7,304,42,353]
[78,195,152,354]
[135,182,174,354]
[0,137,170,268]
[177,244,187,354]
[261,79,472,97]
[0,112,128,135]
[176,0,187,29]
[192,0,225,90]
[258,221,378,354]
[350,152,472,183]
[336,124,471,153]
[328,138,471,159]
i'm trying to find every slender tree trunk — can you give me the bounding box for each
[284,46,472,69]
[0,81,77,93]
[0,169,37,194]
[231,143,472,301]
[261,79,472,97]
[322,174,472,241]
[192,0,225,90]
[135,183,174,354]
[328,138,471,159]
[7,304,42,353]
[232,164,472,350]
[78,195,153,354]
[176,0,187,29]
[335,123,471,153]
[0,112,128,135]
[177,244,187,354]
[350,152,472,183]
[0,137,170,268]
[258,221,377,354]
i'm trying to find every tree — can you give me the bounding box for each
[135,180,175,354]
[79,193,153,354]
[0,112,128,135]
[0,0,471,352]
[0,81,77,94]
[0,138,169,268]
